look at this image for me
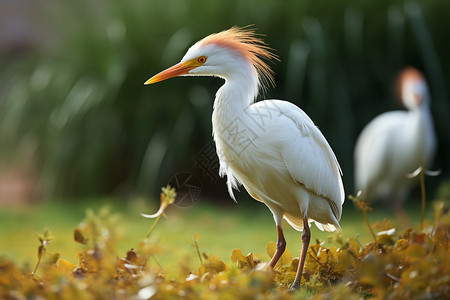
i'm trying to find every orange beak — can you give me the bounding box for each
[144,59,201,85]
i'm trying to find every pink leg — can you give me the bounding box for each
[290,217,311,290]
[269,225,286,268]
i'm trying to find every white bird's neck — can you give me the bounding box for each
[210,64,260,194]
[212,64,259,134]
[409,101,432,128]
[404,101,436,166]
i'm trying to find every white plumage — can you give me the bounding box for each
[145,27,344,289]
[354,67,436,217]
[214,98,343,231]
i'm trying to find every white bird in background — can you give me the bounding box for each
[354,67,437,221]
[145,27,344,290]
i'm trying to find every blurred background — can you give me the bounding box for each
[0,0,449,207]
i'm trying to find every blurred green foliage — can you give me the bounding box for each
[0,0,449,199]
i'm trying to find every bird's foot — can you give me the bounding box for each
[288,279,301,291]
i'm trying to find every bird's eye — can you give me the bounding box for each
[197,56,207,64]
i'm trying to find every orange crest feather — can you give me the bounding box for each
[200,26,278,88]
[395,67,425,104]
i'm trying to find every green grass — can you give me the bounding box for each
[0,197,428,277]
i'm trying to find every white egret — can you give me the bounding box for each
[145,27,344,289]
[354,67,436,221]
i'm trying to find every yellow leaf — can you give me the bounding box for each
[395,238,409,250]
[246,252,255,268]
[279,248,293,266]
[57,259,76,274]
[266,241,292,266]
[403,244,427,258]
[347,238,360,254]
[194,232,200,242]
[317,248,329,265]
[376,234,395,246]
[231,249,245,264]
[309,243,321,258]
[266,241,276,258]
[329,246,340,259]
[199,254,230,274]
[289,258,299,272]
[334,250,357,274]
